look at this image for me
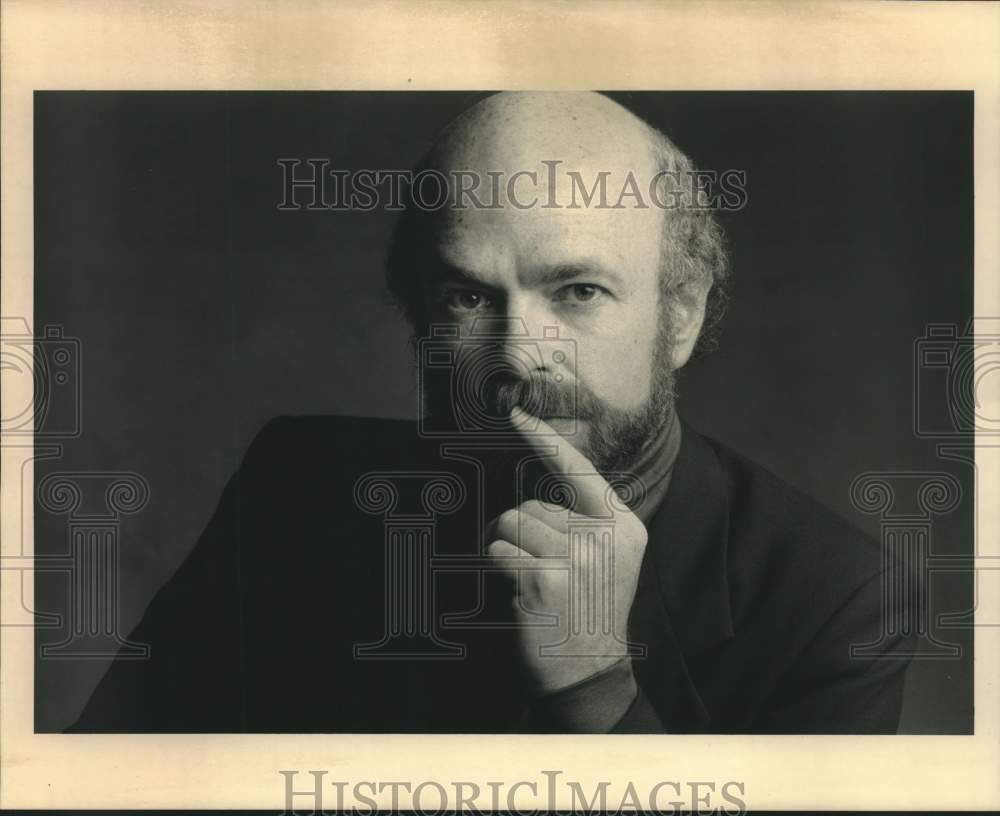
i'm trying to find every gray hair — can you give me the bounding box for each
[646,124,731,357]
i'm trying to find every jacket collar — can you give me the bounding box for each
[640,416,735,655]
[622,417,736,728]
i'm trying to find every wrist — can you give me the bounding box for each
[520,658,638,733]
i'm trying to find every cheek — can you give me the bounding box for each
[574,308,660,409]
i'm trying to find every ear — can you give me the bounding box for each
[668,285,709,369]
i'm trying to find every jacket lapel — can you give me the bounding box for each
[628,417,735,729]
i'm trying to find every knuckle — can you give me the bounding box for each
[525,498,563,516]
[521,499,543,514]
[495,508,520,537]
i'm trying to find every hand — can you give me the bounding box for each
[486,407,649,697]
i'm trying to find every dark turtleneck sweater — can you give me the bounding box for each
[520,404,683,732]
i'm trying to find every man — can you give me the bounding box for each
[71,92,913,734]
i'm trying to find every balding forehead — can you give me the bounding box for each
[429,92,659,177]
[413,92,668,295]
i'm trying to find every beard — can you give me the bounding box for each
[421,321,678,475]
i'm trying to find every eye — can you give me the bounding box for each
[554,283,607,304]
[444,290,492,312]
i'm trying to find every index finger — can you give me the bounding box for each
[510,406,617,517]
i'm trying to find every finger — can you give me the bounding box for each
[485,499,566,542]
[518,499,569,533]
[486,538,534,581]
[493,510,568,558]
[510,405,620,518]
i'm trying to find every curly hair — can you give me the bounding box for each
[646,124,731,358]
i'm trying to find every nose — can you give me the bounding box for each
[490,293,559,375]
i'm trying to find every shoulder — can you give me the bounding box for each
[246,413,420,457]
[241,413,426,475]
[694,428,886,635]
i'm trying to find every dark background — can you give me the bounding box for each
[33,91,974,732]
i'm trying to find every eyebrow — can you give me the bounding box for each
[424,261,486,287]
[529,263,626,290]
[425,259,626,291]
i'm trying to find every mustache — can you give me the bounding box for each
[484,370,599,420]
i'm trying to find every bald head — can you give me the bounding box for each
[388,92,728,354]
[426,92,661,190]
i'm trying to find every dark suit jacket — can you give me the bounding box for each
[70,415,913,733]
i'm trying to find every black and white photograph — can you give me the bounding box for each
[30,89,976,737]
[2,1,999,813]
